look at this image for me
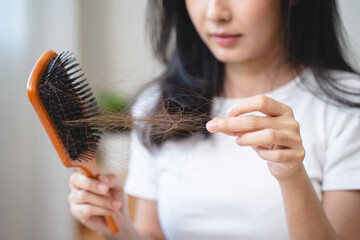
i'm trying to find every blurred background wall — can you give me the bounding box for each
[340,1,360,67]
[0,1,80,240]
[0,1,359,240]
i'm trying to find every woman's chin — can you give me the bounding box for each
[210,48,249,64]
[214,54,248,64]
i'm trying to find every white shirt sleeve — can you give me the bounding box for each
[124,84,161,200]
[323,108,360,191]
[124,129,159,200]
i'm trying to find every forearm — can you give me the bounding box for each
[278,164,339,240]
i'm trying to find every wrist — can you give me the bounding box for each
[276,163,308,188]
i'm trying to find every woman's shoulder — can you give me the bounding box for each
[306,69,360,135]
[301,68,360,109]
[302,68,360,90]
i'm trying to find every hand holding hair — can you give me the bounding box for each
[206,95,305,181]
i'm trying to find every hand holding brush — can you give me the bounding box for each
[27,50,121,233]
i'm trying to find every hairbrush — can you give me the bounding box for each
[27,50,118,233]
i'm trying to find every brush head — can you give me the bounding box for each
[37,51,101,162]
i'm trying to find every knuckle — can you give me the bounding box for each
[246,116,259,129]
[81,205,92,218]
[76,190,87,201]
[70,205,77,216]
[72,205,87,222]
[85,178,97,192]
[231,104,239,114]
[232,101,242,114]
[67,192,74,203]
[218,118,227,130]
[289,120,300,130]
[266,129,277,142]
[69,173,78,188]
[298,149,306,160]
[273,151,282,161]
[255,95,267,110]
[83,178,91,189]
[286,106,294,116]
[294,120,300,129]
[295,135,302,144]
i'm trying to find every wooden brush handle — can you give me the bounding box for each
[104,197,119,233]
[79,166,119,234]
[101,184,119,233]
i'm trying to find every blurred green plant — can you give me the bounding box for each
[97,91,130,132]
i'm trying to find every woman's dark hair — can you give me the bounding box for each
[138,0,360,147]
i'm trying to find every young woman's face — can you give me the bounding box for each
[185,0,284,64]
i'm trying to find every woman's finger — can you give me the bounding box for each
[206,115,276,133]
[69,172,109,195]
[236,129,302,148]
[70,204,117,224]
[227,95,293,117]
[102,173,124,191]
[256,148,305,163]
[68,189,122,212]
[100,173,125,202]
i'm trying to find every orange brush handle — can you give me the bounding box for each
[84,161,119,234]
[27,50,118,233]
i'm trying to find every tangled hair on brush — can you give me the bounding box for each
[73,0,360,150]
[69,92,212,150]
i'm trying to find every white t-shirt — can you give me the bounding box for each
[124,69,360,240]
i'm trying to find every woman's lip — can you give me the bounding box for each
[211,33,243,47]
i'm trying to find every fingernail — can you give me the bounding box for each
[227,107,233,116]
[97,183,108,193]
[206,120,217,131]
[236,137,241,145]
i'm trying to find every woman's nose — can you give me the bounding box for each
[206,0,232,23]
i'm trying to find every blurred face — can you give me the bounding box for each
[185,0,284,64]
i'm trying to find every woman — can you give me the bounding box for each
[68,0,360,239]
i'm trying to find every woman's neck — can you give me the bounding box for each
[221,48,300,99]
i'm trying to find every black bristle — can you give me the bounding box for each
[38,51,101,162]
